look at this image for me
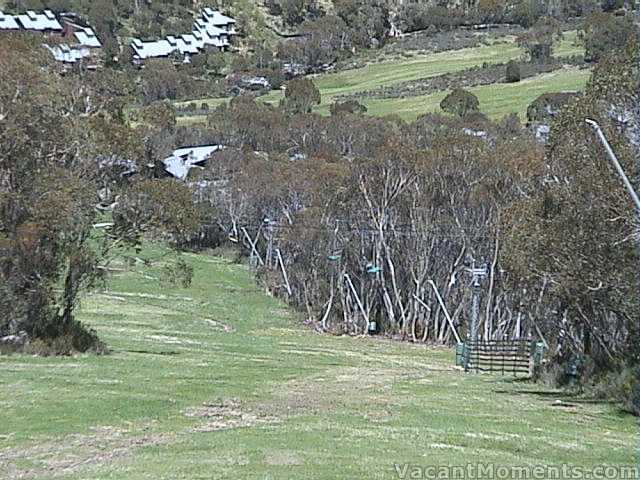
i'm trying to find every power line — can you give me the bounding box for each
[232,222,497,239]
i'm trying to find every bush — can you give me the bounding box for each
[397,4,466,32]
[160,257,194,288]
[282,77,321,114]
[582,12,638,62]
[588,366,640,415]
[632,368,640,416]
[440,88,480,118]
[330,100,367,116]
[505,60,521,83]
[20,322,106,356]
[201,103,210,111]
[526,92,578,123]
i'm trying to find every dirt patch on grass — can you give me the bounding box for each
[184,399,278,433]
[264,450,304,466]
[2,399,279,478]
[0,425,171,480]
[264,366,406,416]
[204,318,234,333]
[146,334,200,345]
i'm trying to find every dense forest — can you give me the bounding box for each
[0,0,639,414]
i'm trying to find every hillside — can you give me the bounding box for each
[0,247,636,479]
[175,30,588,124]
[1,4,639,478]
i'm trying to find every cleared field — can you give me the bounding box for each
[176,32,585,126]
[360,67,591,121]
[0,246,635,479]
[308,31,581,99]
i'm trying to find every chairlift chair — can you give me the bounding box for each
[366,263,382,274]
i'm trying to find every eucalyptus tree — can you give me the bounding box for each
[0,35,200,351]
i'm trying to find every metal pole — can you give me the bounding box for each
[425,282,462,344]
[585,119,640,212]
[469,263,488,342]
[466,263,487,372]
[276,249,292,297]
[470,277,481,342]
[586,121,640,439]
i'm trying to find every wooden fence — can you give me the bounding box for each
[456,340,544,377]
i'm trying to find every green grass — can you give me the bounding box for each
[176,32,586,126]
[0,246,636,479]
[360,67,591,121]
[174,97,228,109]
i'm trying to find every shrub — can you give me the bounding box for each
[397,4,466,32]
[440,88,480,118]
[138,100,177,130]
[505,60,521,83]
[201,103,210,111]
[161,258,194,288]
[631,368,640,416]
[582,12,638,62]
[526,92,579,123]
[21,322,106,356]
[330,100,367,116]
[516,17,562,64]
[282,77,321,114]
[588,366,640,416]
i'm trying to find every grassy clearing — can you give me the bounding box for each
[360,67,591,121]
[176,67,590,125]
[175,32,585,126]
[0,246,636,479]
[310,31,580,99]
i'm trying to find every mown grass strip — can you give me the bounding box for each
[0,245,636,479]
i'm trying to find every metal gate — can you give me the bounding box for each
[456,340,545,377]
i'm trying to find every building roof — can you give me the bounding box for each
[74,27,101,48]
[195,21,227,38]
[131,9,235,62]
[16,10,62,31]
[131,39,175,60]
[0,10,101,64]
[45,43,91,63]
[171,34,199,55]
[0,11,20,30]
[203,7,236,25]
[163,145,223,180]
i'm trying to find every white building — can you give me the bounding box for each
[0,10,101,66]
[45,43,91,63]
[46,27,102,65]
[15,10,62,32]
[131,8,236,65]
[73,27,101,48]
[163,145,224,180]
[0,11,20,30]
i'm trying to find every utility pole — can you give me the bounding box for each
[585,120,640,213]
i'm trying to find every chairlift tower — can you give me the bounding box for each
[469,262,489,343]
